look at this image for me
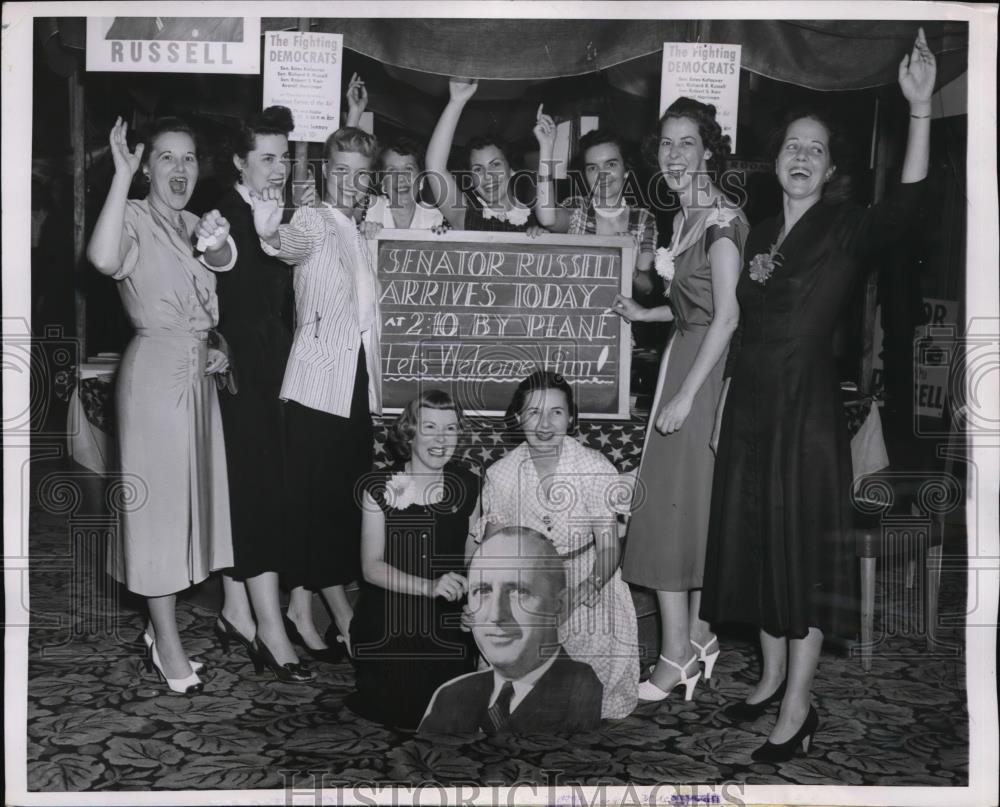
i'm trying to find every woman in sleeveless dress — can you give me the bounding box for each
[348,391,478,731]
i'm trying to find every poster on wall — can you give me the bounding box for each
[262,31,343,142]
[86,17,260,73]
[660,42,741,150]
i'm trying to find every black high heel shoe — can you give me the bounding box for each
[213,614,254,655]
[282,615,346,664]
[249,636,316,684]
[723,680,787,721]
[750,705,819,763]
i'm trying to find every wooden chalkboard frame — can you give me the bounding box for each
[370,230,635,419]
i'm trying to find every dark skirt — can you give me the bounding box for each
[218,359,288,580]
[283,350,373,590]
[701,338,859,640]
[349,587,475,731]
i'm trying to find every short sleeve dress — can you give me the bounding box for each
[700,181,926,639]
[482,437,640,719]
[622,204,748,591]
[109,199,234,596]
[348,462,479,731]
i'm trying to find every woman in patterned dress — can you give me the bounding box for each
[533,120,657,294]
[87,117,236,694]
[480,371,639,719]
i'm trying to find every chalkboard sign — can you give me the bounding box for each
[370,231,634,418]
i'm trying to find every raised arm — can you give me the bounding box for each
[532,105,573,232]
[252,186,323,265]
[899,27,936,184]
[426,78,479,230]
[655,226,741,435]
[87,118,143,275]
[345,72,368,129]
[844,30,937,256]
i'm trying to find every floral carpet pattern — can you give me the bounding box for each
[24,456,969,793]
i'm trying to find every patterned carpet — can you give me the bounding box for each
[24,452,969,793]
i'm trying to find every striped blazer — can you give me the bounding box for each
[263,204,382,418]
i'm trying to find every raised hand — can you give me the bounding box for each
[899,27,937,106]
[448,77,479,105]
[346,72,368,120]
[109,117,144,179]
[533,104,558,153]
[250,186,284,240]
[194,209,230,253]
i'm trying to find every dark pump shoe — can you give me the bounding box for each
[750,705,820,763]
[723,680,787,721]
[282,616,346,664]
[249,636,316,684]
[213,614,254,655]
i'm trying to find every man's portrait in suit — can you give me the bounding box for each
[105,17,244,43]
[418,527,602,735]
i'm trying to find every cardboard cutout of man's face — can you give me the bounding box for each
[467,531,564,681]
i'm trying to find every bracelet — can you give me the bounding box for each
[910,113,931,119]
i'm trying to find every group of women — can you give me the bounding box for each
[88,29,935,757]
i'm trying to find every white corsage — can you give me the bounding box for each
[481,203,530,226]
[654,246,675,295]
[385,471,420,510]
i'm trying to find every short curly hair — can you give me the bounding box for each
[658,97,731,181]
[504,370,578,436]
[466,133,517,170]
[387,389,465,461]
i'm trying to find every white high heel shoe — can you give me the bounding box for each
[145,637,204,695]
[142,630,205,673]
[637,655,701,702]
[690,635,720,680]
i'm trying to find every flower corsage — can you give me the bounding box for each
[748,242,783,284]
[654,246,675,295]
[385,471,420,510]
[481,203,530,226]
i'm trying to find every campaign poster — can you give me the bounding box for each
[660,42,742,150]
[86,16,260,74]
[262,31,343,143]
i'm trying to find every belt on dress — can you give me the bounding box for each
[135,327,210,341]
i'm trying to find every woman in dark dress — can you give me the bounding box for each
[212,106,313,683]
[700,30,935,761]
[426,78,536,232]
[348,390,479,731]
